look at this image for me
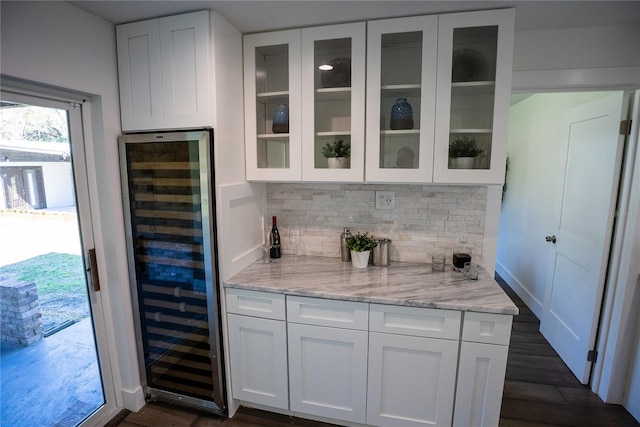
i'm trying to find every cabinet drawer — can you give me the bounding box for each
[369,304,461,340]
[287,296,368,330]
[225,288,286,320]
[462,312,513,345]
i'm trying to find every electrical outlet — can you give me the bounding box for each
[376,191,395,210]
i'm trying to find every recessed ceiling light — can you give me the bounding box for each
[318,64,333,71]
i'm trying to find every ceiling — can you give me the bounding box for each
[69,1,640,33]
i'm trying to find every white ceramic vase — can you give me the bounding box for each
[448,157,476,169]
[350,250,370,268]
[327,157,350,169]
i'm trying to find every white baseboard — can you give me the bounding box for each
[121,386,146,412]
[495,260,543,319]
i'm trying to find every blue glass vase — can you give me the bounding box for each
[390,98,414,130]
[272,103,289,133]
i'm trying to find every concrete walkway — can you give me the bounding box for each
[0,318,104,427]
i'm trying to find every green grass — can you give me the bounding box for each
[0,252,85,296]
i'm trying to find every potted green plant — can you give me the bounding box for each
[346,231,377,268]
[321,139,351,169]
[448,136,481,169]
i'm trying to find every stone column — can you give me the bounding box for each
[0,277,43,346]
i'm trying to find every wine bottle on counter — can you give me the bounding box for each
[270,216,281,259]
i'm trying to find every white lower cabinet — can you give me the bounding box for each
[287,322,369,423]
[367,332,459,426]
[226,290,288,409]
[225,290,513,427]
[453,312,512,427]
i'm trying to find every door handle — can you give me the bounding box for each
[545,235,557,244]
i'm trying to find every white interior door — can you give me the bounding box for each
[540,91,627,384]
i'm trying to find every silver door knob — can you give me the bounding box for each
[545,235,557,244]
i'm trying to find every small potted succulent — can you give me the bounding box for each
[448,136,482,169]
[321,139,351,169]
[346,231,377,268]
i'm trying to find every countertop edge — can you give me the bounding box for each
[223,282,520,316]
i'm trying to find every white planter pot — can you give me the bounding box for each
[448,157,476,169]
[350,250,370,268]
[327,157,350,169]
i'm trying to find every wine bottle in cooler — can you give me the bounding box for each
[270,216,281,258]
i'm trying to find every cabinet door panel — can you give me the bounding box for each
[227,314,289,409]
[301,22,366,182]
[367,332,458,426]
[453,341,509,427]
[243,30,302,181]
[366,15,438,183]
[434,9,514,184]
[288,323,368,423]
[160,11,211,128]
[116,19,163,131]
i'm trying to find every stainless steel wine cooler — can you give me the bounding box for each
[118,129,226,414]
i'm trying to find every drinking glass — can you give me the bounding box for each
[262,228,272,263]
[464,262,479,280]
[289,226,301,259]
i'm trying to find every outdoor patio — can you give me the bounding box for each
[0,318,104,427]
[0,209,104,426]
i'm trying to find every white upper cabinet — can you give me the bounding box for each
[433,9,515,184]
[301,23,366,182]
[117,11,211,131]
[242,9,514,184]
[365,15,438,183]
[243,30,302,181]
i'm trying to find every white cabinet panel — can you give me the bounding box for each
[243,29,302,181]
[453,341,509,427]
[227,314,289,409]
[116,11,211,131]
[226,288,286,320]
[366,15,438,183]
[433,9,515,184]
[116,19,163,130]
[369,304,461,339]
[287,296,368,330]
[367,332,459,426]
[160,11,211,129]
[301,22,366,182]
[462,311,512,345]
[288,322,368,423]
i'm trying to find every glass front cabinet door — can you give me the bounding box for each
[365,15,438,183]
[301,23,366,182]
[244,30,302,181]
[433,9,514,184]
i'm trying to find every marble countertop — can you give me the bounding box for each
[224,256,519,315]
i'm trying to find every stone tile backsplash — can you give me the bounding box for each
[266,183,487,264]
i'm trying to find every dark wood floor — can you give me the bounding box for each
[107,276,639,427]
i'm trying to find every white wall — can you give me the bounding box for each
[42,163,74,208]
[512,24,640,90]
[1,0,142,412]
